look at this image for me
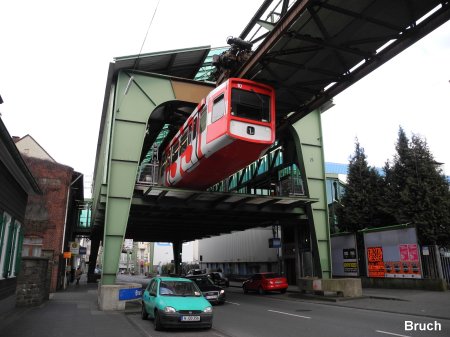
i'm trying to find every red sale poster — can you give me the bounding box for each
[408,244,419,261]
[399,244,409,261]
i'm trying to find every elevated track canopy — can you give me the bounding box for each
[90,0,450,285]
[229,0,450,125]
[130,186,316,242]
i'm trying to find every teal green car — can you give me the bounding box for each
[141,276,213,330]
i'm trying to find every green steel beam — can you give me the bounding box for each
[101,71,177,285]
[92,84,115,221]
[290,109,332,278]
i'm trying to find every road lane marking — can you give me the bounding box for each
[225,301,240,305]
[376,330,411,337]
[268,309,311,319]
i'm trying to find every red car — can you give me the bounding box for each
[243,272,288,294]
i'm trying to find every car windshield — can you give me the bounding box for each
[192,277,215,287]
[159,281,200,296]
[263,273,282,279]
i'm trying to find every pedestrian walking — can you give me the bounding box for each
[75,266,83,285]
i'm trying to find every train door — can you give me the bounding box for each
[179,127,189,173]
[187,117,199,170]
[196,105,207,160]
[168,140,180,185]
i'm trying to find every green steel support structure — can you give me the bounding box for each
[290,110,332,278]
[93,68,332,285]
[87,0,450,291]
[98,72,180,285]
[93,71,213,285]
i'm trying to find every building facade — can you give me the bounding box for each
[0,119,40,315]
[13,135,84,292]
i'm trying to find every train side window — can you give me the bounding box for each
[199,106,207,133]
[171,141,179,162]
[160,152,168,176]
[180,130,188,154]
[192,117,197,140]
[211,94,225,123]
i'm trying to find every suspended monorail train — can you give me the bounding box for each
[160,78,276,190]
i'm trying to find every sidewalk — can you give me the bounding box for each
[333,287,450,320]
[0,276,145,337]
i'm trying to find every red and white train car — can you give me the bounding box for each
[160,78,276,190]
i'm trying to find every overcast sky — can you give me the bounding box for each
[322,17,450,175]
[1,1,449,198]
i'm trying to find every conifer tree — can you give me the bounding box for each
[384,127,450,244]
[337,140,385,232]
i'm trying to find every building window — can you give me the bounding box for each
[0,212,6,259]
[7,221,22,277]
[0,215,25,278]
[0,213,12,279]
[22,236,43,257]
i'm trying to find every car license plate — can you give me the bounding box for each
[206,295,217,299]
[181,316,200,322]
[275,281,282,284]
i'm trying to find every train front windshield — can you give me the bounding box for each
[231,88,271,122]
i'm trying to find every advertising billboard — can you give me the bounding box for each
[331,233,358,277]
[363,226,422,279]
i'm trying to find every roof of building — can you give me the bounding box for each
[14,134,57,162]
[325,162,349,175]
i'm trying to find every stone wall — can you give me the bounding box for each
[16,257,49,307]
[298,277,363,297]
[0,277,18,316]
[361,277,447,291]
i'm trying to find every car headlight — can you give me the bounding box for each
[220,290,225,295]
[164,306,176,313]
[203,306,212,313]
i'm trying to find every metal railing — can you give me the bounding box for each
[421,245,450,286]
[137,162,159,186]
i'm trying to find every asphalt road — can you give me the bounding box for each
[119,275,449,337]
